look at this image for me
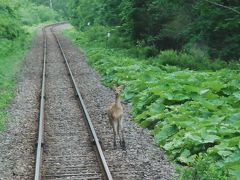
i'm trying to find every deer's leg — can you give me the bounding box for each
[112,122,117,149]
[117,119,122,146]
[119,118,126,150]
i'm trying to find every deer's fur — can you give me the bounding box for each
[107,85,125,149]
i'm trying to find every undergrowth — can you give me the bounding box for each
[0,31,33,130]
[0,0,61,130]
[64,24,238,71]
[63,25,240,179]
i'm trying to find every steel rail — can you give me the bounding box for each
[34,22,66,180]
[51,26,113,180]
[34,26,47,180]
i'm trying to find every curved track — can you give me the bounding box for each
[34,24,112,180]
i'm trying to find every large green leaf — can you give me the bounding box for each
[155,124,178,143]
[202,81,225,92]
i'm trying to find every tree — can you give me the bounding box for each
[65,0,240,60]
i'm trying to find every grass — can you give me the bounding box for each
[0,28,33,130]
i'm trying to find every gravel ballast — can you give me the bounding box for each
[55,24,176,179]
[42,25,103,179]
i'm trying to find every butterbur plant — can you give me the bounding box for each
[64,25,240,179]
[178,154,227,180]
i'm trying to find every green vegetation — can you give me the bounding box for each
[1,0,239,178]
[0,0,60,129]
[62,2,240,178]
[0,34,32,130]
[20,2,60,25]
[64,24,240,179]
[31,0,68,17]
[67,0,240,62]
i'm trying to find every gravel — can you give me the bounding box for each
[55,24,176,180]
[42,26,103,179]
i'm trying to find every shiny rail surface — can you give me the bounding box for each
[34,23,113,180]
[34,25,47,180]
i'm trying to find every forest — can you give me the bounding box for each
[65,1,240,179]
[1,0,240,179]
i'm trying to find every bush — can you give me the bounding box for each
[179,155,227,180]
[73,25,132,51]
[153,49,231,70]
[20,4,60,25]
[66,24,238,71]
[0,0,23,40]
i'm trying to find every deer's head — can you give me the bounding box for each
[113,85,123,97]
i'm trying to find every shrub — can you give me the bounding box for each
[20,4,60,25]
[153,49,231,70]
[179,155,227,180]
[0,0,23,40]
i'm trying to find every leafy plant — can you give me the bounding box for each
[178,154,228,180]
[64,27,240,179]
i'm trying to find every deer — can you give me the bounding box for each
[107,85,126,149]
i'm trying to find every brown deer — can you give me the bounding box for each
[107,85,125,149]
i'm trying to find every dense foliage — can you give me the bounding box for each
[0,0,60,129]
[63,6,239,178]
[64,24,240,179]
[67,0,240,61]
[0,0,24,40]
[30,0,68,17]
[20,2,60,25]
[0,0,59,39]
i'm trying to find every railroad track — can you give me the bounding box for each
[34,23,113,180]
